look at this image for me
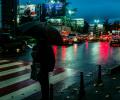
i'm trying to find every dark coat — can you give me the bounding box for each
[32,41,55,72]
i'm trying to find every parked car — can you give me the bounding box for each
[68,33,84,43]
[0,33,27,53]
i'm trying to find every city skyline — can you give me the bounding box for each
[20,0,120,22]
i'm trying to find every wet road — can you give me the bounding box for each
[1,41,120,100]
[16,41,120,74]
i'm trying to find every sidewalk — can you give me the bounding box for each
[25,69,120,100]
[54,73,120,100]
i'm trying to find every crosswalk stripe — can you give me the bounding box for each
[0,79,36,97]
[0,60,10,64]
[0,73,30,88]
[0,62,23,68]
[0,71,76,100]
[0,67,64,82]
[0,69,30,81]
[0,82,41,100]
[50,68,76,84]
[0,64,28,72]
[0,67,76,88]
[0,65,30,76]
[0,60,78,100]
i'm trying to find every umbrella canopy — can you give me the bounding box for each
[16,21,63,45]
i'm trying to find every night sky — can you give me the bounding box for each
[20,0,120,22]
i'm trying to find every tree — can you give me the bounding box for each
[112,20,120,34]
[83,20,89,34]
[72,8,78,14]
[103,18,111,34]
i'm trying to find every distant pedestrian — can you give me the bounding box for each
[31,40,55,100]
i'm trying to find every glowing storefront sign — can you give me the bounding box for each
[44,1,64,17]
[26,4,36,16]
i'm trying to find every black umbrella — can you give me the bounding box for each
[16,21,63,45]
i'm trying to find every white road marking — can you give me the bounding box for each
[0,65,30,76]
[0,62,23,68]
[0,60,10,63]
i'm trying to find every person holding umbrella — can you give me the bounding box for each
[16,21,63,100]
[31,39,55,100]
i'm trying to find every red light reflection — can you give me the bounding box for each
[98,42,110,64]
[61,46,67,61]
[85,41,88,49]
[52,46,57,58]
[73,44,78,56]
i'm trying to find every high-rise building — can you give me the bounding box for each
[1,0,18,33]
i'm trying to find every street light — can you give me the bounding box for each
[94,19,100,24]
[50,0,55,4]
[68,10,75,17]
[68,10,72,16]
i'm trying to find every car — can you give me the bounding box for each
[0,33,27,53]
[62,36,73,45]
[110,39,120,47]
[68,33,84,43]
[99,35,111,41]
[68,33,76,39]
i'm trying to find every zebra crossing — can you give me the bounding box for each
[0,59,78,100]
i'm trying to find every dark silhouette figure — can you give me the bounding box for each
[31,40,55,100]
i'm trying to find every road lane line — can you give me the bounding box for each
[0,73,30,88]
[0,62,23,68]
[0,60,10,63]
[0,82,41,100]
[0,65,30,76]
[0,66,78,100]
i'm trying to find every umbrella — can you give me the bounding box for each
[16,21,63,45]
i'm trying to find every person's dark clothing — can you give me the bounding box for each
[31,41,55,100]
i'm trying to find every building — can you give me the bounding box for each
[89,23,104,35]
[112,30,120,35]
[0,0,2,29]
[70,18,84,33]
[71,18,84,27]
[1,0,18,33]
[47,18,62,25]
